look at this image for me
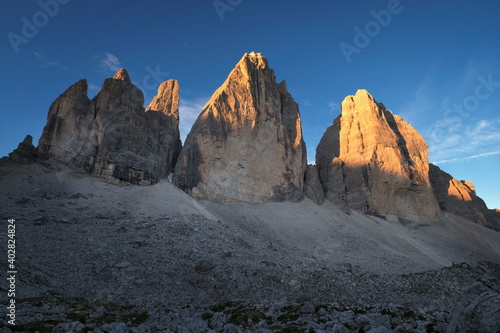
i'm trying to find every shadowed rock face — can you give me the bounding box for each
[303,165,325,205]
[1,135,37,163]
[174,52,307,202]
[317,89,441,222]
[37,69,181,185]
[429,164,500,231]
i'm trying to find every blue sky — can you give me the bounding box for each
[1,0,499,208]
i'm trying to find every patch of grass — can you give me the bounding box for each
[228,307,270,328]
[314,304,329,313]
[202,312,213,320]
[381,308,397,318]
[120,311,149,325]
[280,325,306,333]
[210,301,241,313]
[277,304,302,323]
[17,297,46,307]
[269,324,283,331]
[10,319,64,332]
[426,319,437,332]
[403,310,416,318]
[66,311,90,323]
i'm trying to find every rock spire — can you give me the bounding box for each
[173,52,307,202]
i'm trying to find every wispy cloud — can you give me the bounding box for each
[432,151,500,165]
[34,52,67,70]
[88,83,101,91]
[95,53,122,73]
[178,98,209,143]
[328,101,339,115]
[427,118,500,161]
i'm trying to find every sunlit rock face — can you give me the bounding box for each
[316,89,441,222]
[429,164,500,230]
[174,52,307,202]
[37,69,181,185]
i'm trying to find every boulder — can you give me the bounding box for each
[448,279,500,332]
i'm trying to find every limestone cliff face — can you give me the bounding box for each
[37,79,94,166]
[316,90,440,222]
[429,164,500,231]
[37,69,181,185]
[173,52,307,202]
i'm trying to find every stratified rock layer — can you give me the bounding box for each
[317,89,440,222]
[37,69,181,185]
[429,164,500,231]
[174,52,307,202]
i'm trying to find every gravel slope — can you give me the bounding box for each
[0,163,499,332]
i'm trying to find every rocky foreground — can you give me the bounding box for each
[1,163,499,332]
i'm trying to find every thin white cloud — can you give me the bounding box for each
[33,52,67,70]
[432,151,500,165]
[96,53,122,73]
[88,83,100,91]
[328,101,339,114]
[427,118,500,161]
[178,98,209,143]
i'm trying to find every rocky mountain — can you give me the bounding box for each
[1,53,500,332]
[2,53,497,230]
[173,52,307,202]
[1,162,499,332]
[1,134,37,163]
[430,163,500,231]
[36,69,181,185]
[316,89,441,223]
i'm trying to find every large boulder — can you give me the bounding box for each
[316,89,441,222]
[37,69,181,185]
[447,276,500,333]
[173,52,307,202]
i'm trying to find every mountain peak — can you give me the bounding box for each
[240,51,268,70]
[317,90,441,222]
[113,68,131,83]
[355,89,374,99]
[174,52,306,203]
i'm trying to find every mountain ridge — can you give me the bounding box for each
[2,52,499,231]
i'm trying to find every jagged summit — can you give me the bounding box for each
[3,53,498,231]
[36,70,181,184]
[113,68,131,82]
[146,79,180,118]
[240,51,268,70]
[174,52,306,202]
